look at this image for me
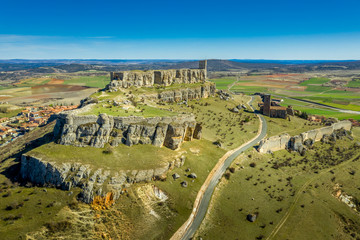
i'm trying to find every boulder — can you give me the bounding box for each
[181,181,188,188]
[172,173,180,180]
[247,213,257,222]
[230,107,239,113]
[188,173,197,179]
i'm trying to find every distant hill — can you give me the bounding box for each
[1,59,360,83]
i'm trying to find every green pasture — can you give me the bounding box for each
[63,75,108,88]
[346,79,360,88]
[209,77,237,90]
[299,77,330,86]
[81,103,178,117]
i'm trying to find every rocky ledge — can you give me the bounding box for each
[142,83,216,103]
[54,112,202,150]
[20,154,186,203]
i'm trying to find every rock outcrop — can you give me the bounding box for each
[54,112,202,150]
[20,154,185,203]
[258,120,352,154]
[108,69,206,90]
[142,83,216,103]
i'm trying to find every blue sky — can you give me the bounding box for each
[1,0,360,59]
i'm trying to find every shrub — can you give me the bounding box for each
[102,144,113,154]
[45,221,72,233]
[224,173,231,180]
[249,162,256,168]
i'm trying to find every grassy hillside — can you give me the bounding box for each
[195,128,360,240]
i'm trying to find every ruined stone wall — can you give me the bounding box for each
[107,69,206,91]
[258,120,352,153]
[20,154,184,203]
[257,134,291,153]
[55,112,202,150]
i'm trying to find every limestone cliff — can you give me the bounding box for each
[55,112,202,150]
[258,120,352,153]
[20,154,185,203]
[142,83,216,103]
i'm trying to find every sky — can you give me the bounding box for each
[1,0,360,60]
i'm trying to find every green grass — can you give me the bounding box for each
[0,108,23,118]
[304,85,331,92]
[81,103,179,117]
[265,115,323,137]
[152,140,227,239]
[195,133,360,240]
[279,98,360,120]
[299,77,330,86]
[231,85,270,93]
[29,142,177,170]
[63,75,108,88]
[346,79,360,88]
[0,158,79,240]
[168,96,259,150]
[209,77,237,90]
[15,78,51,87]
[293,106,360,120]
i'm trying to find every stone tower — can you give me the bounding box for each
[199,60,207,70]
[263,94,271,116]
[199,60,207,79]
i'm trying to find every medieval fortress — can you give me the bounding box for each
[54,60,212,151]
[107,60,207,90]
[20,61,212,203]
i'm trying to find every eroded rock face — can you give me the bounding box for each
[258,120,352,154]
[20,155,179,203]
[55,113,201,150]
[155,84,216,103]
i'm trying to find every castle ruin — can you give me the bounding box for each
[108,60,207,91]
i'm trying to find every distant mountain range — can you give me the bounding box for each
[0,59,358,65]
[1,59,360,82]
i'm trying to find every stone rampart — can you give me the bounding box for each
[107,69,206,91]
[258,120,352,153]
[257,134,291,153]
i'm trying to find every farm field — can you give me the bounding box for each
[209,77,238,90]
[210,73,360,120]
[0,73,107,106]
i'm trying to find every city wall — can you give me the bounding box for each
[258,120,352,153]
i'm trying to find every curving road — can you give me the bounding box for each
[175,96,268,240]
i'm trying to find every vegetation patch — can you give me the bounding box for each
[195,129,360,240]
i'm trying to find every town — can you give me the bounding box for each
[0,104,78,146]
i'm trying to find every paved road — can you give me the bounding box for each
[271,94,360,115]
[180,96,268,240]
